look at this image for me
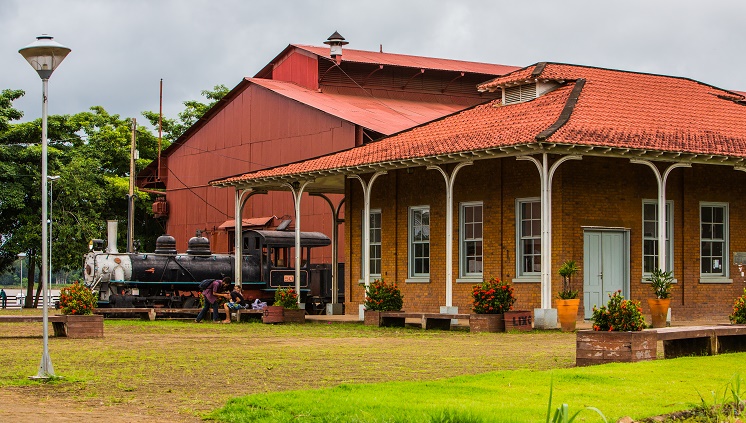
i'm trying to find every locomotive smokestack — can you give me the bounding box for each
[106,220,119,253]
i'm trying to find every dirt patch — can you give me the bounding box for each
[0,318,576,422]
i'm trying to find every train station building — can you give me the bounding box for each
[211,61,746,324]
[137,33,517,265]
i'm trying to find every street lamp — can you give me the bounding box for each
[48,175,60,309]
[19,34,70,380]
[17,252,26,306]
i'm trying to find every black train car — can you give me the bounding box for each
[84,228,344,313]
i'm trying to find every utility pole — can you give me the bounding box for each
[127,118,136,253]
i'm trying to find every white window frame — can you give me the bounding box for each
[700,202,729,281]
[642,200,673,276]
[515,198,541,281]
[408,206,430,281]
[360,209,382,279]
[458,202,483,280]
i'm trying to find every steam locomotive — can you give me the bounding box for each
[83,222,344,313]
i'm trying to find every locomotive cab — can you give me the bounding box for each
[242,230,331,301]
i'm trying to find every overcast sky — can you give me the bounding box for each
[2,0,744,128]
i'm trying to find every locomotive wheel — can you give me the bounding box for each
[182,297,199,309]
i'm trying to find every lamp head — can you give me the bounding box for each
[19,35,71,80]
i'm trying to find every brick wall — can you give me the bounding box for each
[345,154,746,321]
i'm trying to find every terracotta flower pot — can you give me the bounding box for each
[556,299,581,332]
[648,298,670,328]
[469,313,505,332]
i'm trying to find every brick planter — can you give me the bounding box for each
[576,330,657,366]
[262,306,284,324]
[59,315,104,338]
[469,314,505,332]
[283,308,306,324]
[504,310,533,331]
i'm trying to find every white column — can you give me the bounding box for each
[285,181,312,305]
[310,194,346,315]
[517,154,581,328]
[350,171,387,320]
[233,188,265,288]
[428,162,472,310]
[630,160,691,272]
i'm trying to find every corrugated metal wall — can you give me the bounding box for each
[163,82,353,263]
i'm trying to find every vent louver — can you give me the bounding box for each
[503,83,537,105]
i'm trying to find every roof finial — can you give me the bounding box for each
[324,31,348,65]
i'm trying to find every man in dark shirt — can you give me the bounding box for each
[195,277,231,323]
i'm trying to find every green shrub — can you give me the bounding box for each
[729,288,746,324]
[591,290,646,331]
[364,279,403,311]
[647,268,673,299]
[274,287,299,310]
[471,277,516,314]
[59,282,97,315]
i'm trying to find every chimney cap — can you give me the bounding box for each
[324,31,348,46]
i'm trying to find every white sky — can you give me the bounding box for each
[1,0,744,127]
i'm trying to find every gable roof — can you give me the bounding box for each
[249,78,478,135]
[213,62,746,189]
[255,44,519,78]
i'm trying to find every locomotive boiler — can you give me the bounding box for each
[83,221,343,312]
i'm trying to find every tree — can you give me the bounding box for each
[0,92,162,307]
[142,84,229,143]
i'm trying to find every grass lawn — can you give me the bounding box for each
[0,312,743,422]
[211,354,746,422]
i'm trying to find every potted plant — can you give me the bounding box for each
[363,279,404,326]
[729,288,746,324]
[469,277,515,332]
[556,260,581,331]
[646,268,673,328]
[58,282,104,338]
[576,291,654,366]
[272,287,305,324]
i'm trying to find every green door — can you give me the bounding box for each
[583,230,628,319]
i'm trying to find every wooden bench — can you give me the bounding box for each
[378,312,470,330]
[236,308,264,322]
[94,308,156,321]
[0,315,103,338]
[653,325,746,358]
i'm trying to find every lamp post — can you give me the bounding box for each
[48,175,60,306]
[19,34,70,380]
[17,252,26,306]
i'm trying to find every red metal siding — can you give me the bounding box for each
[272,50,319,91]
[162,83,354,263]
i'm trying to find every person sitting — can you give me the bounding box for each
[222,285,247,324]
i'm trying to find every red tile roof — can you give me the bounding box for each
[215,63,746,186]
[249,78,474,135]
[292,45,519,75]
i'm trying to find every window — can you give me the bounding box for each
[701,203,728,276]
[460,202,483,278]
[409,206,430,278]
[361,210,382,277]
[517,198,541,276]
[642,200,673,274]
